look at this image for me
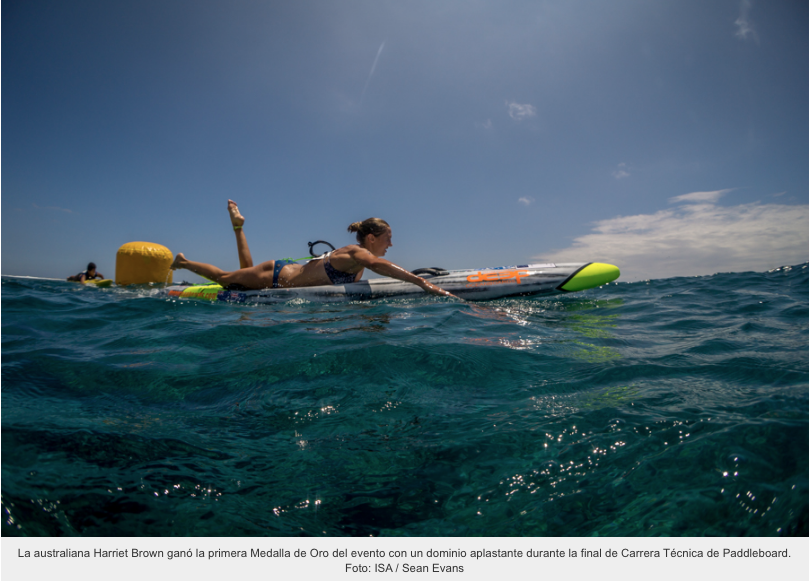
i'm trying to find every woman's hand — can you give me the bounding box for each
[421,279,462,300]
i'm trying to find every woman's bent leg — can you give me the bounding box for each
[228,200,253,269]
[235,229,253,269]
[170,253,230,284]
[171,253,275,289]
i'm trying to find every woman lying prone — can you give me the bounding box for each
[170,200,458,299]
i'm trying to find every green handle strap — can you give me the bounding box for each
[282,256,314,262]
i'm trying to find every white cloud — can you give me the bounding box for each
[539,193,808,281]
[612,163,630,179]
[734,0,758,43]
[518,196,534,206]
[668,189,732,204]
[506,101,537,121]
[477,119,493,130]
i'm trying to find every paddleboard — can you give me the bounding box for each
[159,262,619,303]
[84,279,113,287]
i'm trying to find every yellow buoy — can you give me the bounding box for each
[115,242,173,285]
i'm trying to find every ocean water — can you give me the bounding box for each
[2,265,808,537]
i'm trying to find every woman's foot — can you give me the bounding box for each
[170,253,187,270]
[228,199,245,228]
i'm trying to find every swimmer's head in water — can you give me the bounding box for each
[347,218,390,244]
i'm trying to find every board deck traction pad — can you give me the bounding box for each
[160,262,620,304]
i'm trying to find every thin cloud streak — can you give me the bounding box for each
[32,203,74,213]
[540,195,808,281]
[360,41,386,105]
[668,189,732,204]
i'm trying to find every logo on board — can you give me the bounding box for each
[466,270,530,285]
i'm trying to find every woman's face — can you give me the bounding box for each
[367,228,392,257]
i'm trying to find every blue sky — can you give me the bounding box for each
[2,0,808,282]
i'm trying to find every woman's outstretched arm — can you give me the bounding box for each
[348,247,460,299]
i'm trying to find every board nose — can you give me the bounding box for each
[559,263,620,292]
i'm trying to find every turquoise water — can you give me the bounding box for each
[2,265,808,537]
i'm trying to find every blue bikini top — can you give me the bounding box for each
[322,252,357,285]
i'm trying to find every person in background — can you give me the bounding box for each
[67,262,104,283]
